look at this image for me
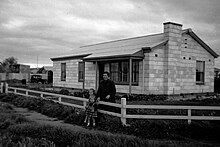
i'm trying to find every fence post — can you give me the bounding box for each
[188,109,191,124]
[58,97,62,102]
[40,93,43,98]
[121,98,126,125]
[25,90,28,96]
[0,83,3,93]
[5,83,8,93]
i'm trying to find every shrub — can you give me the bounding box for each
[58,105,76,120]
[0,119,14,129]
[189,121,220,142]
[0,102,13,111]
[0,93,8,100]
[64,110,85,125]
[8,123,150,147]
[74,91,83,97]
[117,93,168,101]
[40,101,63,117]
[96,115,125,133]
[0,133,56,147]
[82,89,89,98]
[59,88,70,95]
[0,93,16,102]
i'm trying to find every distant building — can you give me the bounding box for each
[51,22,218,95]
[0,64,30,82]
[30,68,39,74]
[30,66,53,84]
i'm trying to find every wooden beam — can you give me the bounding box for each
[95,61,98,91]
[82,61,85,91]
[129,58,132,95]
[142,59,145,93]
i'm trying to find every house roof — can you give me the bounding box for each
[73,33,166,61]
[50,54,91,61]
[51,28,218,61]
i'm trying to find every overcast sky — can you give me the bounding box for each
[0,0,220,68]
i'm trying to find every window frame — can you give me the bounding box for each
[61,63,66,81]
[196,60,205,85]
[78,62,85,82]
[109,60,139,85]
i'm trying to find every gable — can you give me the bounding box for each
[182,33,215,60]
[182,29,218,58]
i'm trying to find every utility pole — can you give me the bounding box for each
[37,56,38,69]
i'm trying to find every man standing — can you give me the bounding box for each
[97,71,116,103]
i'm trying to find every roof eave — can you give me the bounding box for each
[51,54,91,61]
[141,40,168,53]
[83,54,144,62]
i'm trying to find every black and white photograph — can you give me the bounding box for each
[0,0,220,146]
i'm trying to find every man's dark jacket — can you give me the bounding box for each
[97,79,116,103]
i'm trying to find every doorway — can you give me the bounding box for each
[47,70,53,84]
[99,63,104,83]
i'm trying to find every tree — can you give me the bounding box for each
[0,57,18,73]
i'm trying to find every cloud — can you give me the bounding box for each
[0,0,220,68]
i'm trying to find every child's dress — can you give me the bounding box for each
[85,96,97,118]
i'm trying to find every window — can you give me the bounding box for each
[132,61,139,83]
[121,61,129,82]
[78,62,85,82]
[110,60,139,85]
[110,62,119,82]
[61,63,66,81]
[196,61,205,84]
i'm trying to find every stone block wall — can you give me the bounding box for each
[180,33,214,94]
[144,45,166,94]
[143,22,215,95]
[163,22,183,95]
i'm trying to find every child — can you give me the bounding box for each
[84,88,98,127]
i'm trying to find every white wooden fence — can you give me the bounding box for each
[1,83,220,125]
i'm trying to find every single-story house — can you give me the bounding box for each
[51,22,218,95]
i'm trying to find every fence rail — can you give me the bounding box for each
[1,84,220,125]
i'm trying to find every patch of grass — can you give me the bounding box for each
[0,132,56,147]
[8,123,151,147]
[0,102,30,130]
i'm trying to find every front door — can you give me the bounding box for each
[47,70,53,84]
[99,63,104,83]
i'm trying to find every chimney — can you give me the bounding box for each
[163,22,182,39]
[163,22,182,57]
[163,22,183,95]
